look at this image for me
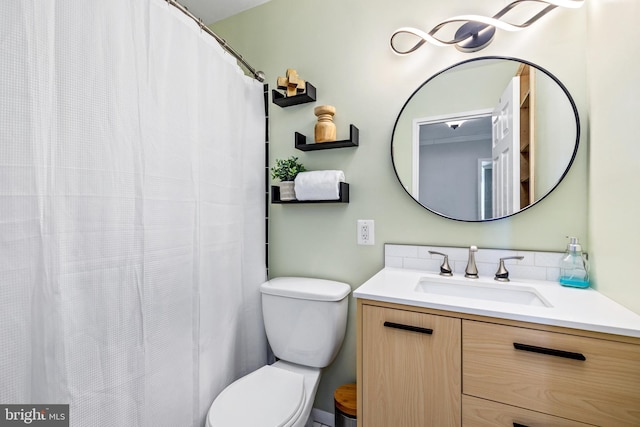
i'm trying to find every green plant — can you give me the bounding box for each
[271,156,306,182]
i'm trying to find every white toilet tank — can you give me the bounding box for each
[260,277,350,368]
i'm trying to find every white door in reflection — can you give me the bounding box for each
[492,76,521,218]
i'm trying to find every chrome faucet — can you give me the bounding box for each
[494,256,524,282]
[465,246,479,279]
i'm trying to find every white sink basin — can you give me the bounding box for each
[415,277,552,307]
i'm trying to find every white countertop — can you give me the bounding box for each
[353,267,640,338]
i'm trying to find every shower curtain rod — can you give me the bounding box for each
[166,0,265,82]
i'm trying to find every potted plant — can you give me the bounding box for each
[271,156,306,201]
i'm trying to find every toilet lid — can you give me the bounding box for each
[207,365,305,427]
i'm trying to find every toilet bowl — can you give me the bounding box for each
[206,361,320,427]
[206,277,350,427]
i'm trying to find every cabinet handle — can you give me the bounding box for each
[513,423,529,427]
[383,321,433,335]
[513,342,586,361]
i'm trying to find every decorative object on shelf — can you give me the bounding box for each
[295,124,359,151]
[272,68,316,107]
[277,69,306,97]
[314,105,337,143]
[294,170,345,201]
[390,0,584,54]
[271,156,306,201]
[272,81,316,107]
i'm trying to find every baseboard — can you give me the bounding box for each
[310,408,334,427]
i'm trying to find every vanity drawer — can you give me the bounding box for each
[463,320,640,426]
[462,395,592,427]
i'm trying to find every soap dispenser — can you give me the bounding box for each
[559,236,590,288]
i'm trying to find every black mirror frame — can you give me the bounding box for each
[390,56,581,222]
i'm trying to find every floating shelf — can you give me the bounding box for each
[271,82,317,107]
[271,182,349,204]
[295,125,359,151]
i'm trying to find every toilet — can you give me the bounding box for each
[206,277,351,427]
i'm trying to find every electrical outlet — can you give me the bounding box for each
[357,220,375,245]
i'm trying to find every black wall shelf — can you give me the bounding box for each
[295,125,359,151]
[272,82,317,107]
[271,182,349,204]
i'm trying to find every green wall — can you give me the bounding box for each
[208,0,634,414]
[587,2,640,319]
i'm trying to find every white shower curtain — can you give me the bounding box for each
[0,1,267,426]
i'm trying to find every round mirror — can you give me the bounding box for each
[391,57,580,222]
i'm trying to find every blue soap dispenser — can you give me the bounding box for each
[559,236,590,288]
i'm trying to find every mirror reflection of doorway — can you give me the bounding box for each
[413,64,534,221]
[398,58,569,222]
[416,113,492,221]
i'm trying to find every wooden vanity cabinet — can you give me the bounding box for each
[357,299,640,427]
[360,304,461,427]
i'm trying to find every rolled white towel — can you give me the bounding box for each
[294,170,345,201]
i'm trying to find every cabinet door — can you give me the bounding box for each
[362,305,461,427]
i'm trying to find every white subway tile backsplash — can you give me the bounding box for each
[476,262,499,278]
[385,244,419,258]
[507,264,548,281]
[474,248,514,263]
[534,251,565,268]
[416,246,432,259]
[384,256,404,268]
[515,251,535,266]
[404,257,442,271]
[443,247,469,262]
[385,243,565,283]
[546,267,561,282]
[449,260,463,275]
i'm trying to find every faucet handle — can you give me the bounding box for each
[428,251,453,276]
[494,256,524,282]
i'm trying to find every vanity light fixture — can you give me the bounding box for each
[391,0,584,54]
